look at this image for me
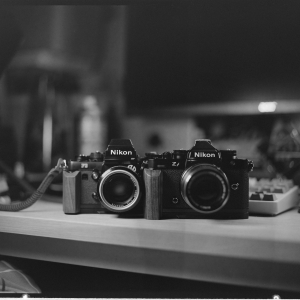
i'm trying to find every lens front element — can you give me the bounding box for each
[181,164,230,213]
[103,174,135,203]
[99,167,141,212]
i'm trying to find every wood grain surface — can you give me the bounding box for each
[63,171,80,214]
[144,169,163,220]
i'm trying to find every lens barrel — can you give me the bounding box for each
[98,167,142,212]
[181,164,230,214]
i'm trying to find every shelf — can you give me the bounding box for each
[1,199,300,293]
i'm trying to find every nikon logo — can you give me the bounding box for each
[194,152,215,158]
[110,150,133,155]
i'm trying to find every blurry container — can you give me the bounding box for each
[3,6,126,179]
[9,6,115,72]
[79,95,107,155]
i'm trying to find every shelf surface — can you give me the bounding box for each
[1,199,300,292]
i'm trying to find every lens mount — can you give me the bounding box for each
[98,166,142,212]
[181,164,230,214]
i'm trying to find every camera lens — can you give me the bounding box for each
[181,164,229,213]
[98,167,141,212]
[103,174,135,202]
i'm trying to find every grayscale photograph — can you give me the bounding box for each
[0,1,300,298]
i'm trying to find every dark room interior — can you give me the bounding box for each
[0,1,300,298]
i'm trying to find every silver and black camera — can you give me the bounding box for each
[63,139,144,214]
[143,139,253,219]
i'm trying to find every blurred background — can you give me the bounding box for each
[1,1,300,195]
[1,3,300,297]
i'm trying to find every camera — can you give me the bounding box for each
[143,139,253,219]
[63,139,144,214]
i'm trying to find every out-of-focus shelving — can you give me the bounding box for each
[128,99,300,117]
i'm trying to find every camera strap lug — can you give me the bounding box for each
[55,158,68,172]
[231,183,239,190]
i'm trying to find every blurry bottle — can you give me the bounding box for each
[79,95,107,155]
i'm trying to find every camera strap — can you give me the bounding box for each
[0,159,66,212]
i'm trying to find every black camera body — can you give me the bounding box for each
[144,139,253,219]
[63,139,144,214]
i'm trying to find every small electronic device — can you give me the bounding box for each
[143,139,253,220]
[249,178,299,216]
[62,139,144,214]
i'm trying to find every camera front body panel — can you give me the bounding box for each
[78,168,105,214]
[145,139,252,219]
[161,164,249,219]
[63,139,144,215]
